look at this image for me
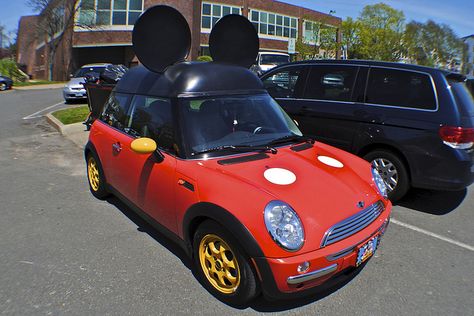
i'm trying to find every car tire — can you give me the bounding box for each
[193,220,260,306]
[86,152,109,199]
[0,83,6,91]
[363,149,409,202]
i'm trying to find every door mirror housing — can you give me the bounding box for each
[131,137,157,154]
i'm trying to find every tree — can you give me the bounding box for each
[341,17,360,59]
[295,15,340,60]
[356,3,405,61]
[27,0,95,80]
[404,20,464,69]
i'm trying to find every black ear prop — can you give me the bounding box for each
[209,14,259,68]
[132,5,191,73]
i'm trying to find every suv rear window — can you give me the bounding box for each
[366,68,437,110]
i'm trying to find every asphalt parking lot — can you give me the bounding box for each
[0,88,473,315]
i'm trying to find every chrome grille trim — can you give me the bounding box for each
[321,201,384,247]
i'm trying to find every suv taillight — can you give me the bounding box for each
[439,126,474,149]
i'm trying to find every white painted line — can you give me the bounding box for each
[391,218,474,252]
[22,102,64,120]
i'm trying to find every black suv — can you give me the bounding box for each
[261,60,474,201]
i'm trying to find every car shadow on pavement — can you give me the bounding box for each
[105,196,193,270]
[396,188,467,215]
[249,265,365,312]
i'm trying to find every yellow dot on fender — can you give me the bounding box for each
[130,137,157,154]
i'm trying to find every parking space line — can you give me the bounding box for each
[22,102,64,120]
[391,218,474,252]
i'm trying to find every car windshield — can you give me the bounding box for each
[179,94,302,156]
[74,67,106,78]
[260,54,289,65]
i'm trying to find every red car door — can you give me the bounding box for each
[117,95,179,233]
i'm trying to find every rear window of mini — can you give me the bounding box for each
[365,67,437,110]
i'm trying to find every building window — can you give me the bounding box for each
[303,20,319,45]
[78,0,143,26]
[201,2,241,30]
[249,10,297,39]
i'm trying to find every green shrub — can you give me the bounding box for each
[197,55,213,62]
[0,58,28,82]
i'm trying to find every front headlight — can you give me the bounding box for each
[372,168,388,199]
[264,201,304,251]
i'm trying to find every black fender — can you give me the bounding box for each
[182,202,283,298]
[84,140,98,161]
[182,202,264,258]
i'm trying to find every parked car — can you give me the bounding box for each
[0,75,13,91]
[250,52,290,76]
[261,60,474,201]
[63,63,110,102]
[85,6,392,305]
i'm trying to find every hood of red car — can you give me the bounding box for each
[195,142,383,252]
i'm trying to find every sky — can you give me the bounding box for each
[0,0,473,45]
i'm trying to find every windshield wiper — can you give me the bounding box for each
[267,135,315,146]
[191,144,277,156]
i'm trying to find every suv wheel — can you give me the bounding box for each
[0,83,6,91]
[364,150,409,202]
[193,220,259,306]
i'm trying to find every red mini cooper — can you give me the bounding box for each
[85,6,392,305]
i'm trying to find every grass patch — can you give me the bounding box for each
[14,80,64,86]
[52,106,89,125]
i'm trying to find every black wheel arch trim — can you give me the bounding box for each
[182,202,281,298]
[84,141,97,160]
[182,202,264,258]
[84,141,109,183]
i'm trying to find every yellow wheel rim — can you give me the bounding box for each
[87,156,100,192]
[198,234,241,294]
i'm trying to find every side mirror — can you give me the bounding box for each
[131,137,157,154]
[70,73,74,78]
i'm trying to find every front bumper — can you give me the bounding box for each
[254,206,391,299]
[63,88,87,100]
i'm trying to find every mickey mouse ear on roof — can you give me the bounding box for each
[132,5,191,73]
[209,14,259,69]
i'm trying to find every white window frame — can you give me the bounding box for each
[249,9,298,42]
[75,0,143,30]
[201,2,242,33]
[303,20,319,45]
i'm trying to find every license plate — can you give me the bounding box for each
[356,235,379,267]
[76,93,84,97]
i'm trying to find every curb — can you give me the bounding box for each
[46,112,89,148]
[14,83,66,91]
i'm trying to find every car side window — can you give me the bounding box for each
[263,68,305,98]
[100,92,131,130]
[303,65,358,102]
[127,95,176,153]
[366,68,437,110]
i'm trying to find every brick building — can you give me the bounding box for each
[18,0,341,80]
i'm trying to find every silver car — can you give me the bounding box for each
[63,64,110,102]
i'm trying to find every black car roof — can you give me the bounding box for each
[269,59,460,77]
[115,62,265,98]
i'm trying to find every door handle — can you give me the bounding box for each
[112,142,122,153]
